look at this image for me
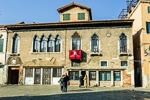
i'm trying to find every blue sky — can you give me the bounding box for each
[0,0,127,25]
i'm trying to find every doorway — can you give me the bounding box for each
[8,67,19,84]
[81,71,86,85]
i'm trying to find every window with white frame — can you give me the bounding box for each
[91,34,99,52]
[114,71,121,81]
[40,35,47,52]
[0,39,4,52]
[25,68,33,77]
[53,68,62,77]
[119,33,127,53]
[99,71,111,81]
[100,61,107,67]
[47,35,54,52]
[33,36,40,52]
[72,32,81,50]
[12,34,19,53]
[55,35,61,52]
[121,61,128,66]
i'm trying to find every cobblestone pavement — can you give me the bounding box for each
[0,85,150,100]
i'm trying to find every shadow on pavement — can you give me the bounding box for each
[0,90,150,100]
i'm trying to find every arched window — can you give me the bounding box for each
[33,36,39,52]
[55,35,61,52]
[47,35,54,52]
[72,32,81,50]
[40,35,47,52]
[119,33,127,53]
[91,34,99,52]
[12,34,19,53]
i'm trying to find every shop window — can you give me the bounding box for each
[53,68,62,77]
[69,71,79,80]
[114,71,121,81]
[121,61,128,66]
[55,35,61,52]
[89,71,96,80]
[99,71,111,81]
[100,61,107,67]
[119,33,127,53]
[72,32,81,50]
[63,13,70,21]
[78,13,85,20]
[91,34,99,52]
[25,68,33,77]
[71,61,80,67]
[0,39,4,52]
[47,35,54,52]
[12,34,19,53]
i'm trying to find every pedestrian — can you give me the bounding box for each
[79,75,83,87]
[63,73,70,92]
[58,75,64,92]
[83,74,87,88]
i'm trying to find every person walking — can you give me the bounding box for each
[83,74,87,88]
[63,73,70,92]
[79,75,83,87]
[58,75,64,92]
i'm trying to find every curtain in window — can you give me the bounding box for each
[0,39,4,52]
[55,35,61,52]
[119,33,127,53]
[47,35,54,52]
[40,36,47,52]
[91,34,99,52]
[33,36,39,52]
[12,34,19,53]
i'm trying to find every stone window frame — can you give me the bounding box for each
[100,60,108,67]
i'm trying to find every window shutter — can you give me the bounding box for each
[63,14,70,20]
[0,39,3,52]
[148,6,150,13]
[146,22,150,34]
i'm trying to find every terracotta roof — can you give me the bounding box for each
[0,25,4,28]
[57,2,91,12]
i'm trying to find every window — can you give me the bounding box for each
[63,13,70,21]
[91,34,99,52]
[78,13,85,20]
[33,36,39,52]
[148,6,150,13]
[40,36,47,52]
[69,71,79,80]
[55,35,61,52]
[114,71,121,81]
[53,68,62,77]
[71,61,80,67]
[72,32,81,50]
[99,71,111,81]
[12,34,19,53]
[119,33,127,53]
[47,35,54,52]
[100,61,107,67]
[146,22,150,34]
[121,61,128,66]
[25,68,33,77]
[89,71,96,80]
[0,39,4,52]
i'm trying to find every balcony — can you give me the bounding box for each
[69,50,82,61]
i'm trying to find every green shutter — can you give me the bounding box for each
[63,14,70,20]
[78,13,85,20]
[148,6,150,13]
[0,39,3,52]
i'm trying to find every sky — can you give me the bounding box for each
[0,0,127,25]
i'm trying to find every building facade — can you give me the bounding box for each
[119,0,150,87]
[0,25,7,84]
[5,2,134,87]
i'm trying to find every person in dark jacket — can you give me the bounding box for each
[58,75,65,91]
[62,73,70,92]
